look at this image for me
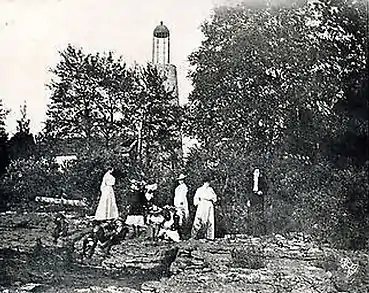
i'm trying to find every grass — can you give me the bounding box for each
[230,245,266,270]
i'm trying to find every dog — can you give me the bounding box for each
[80,218,129,259]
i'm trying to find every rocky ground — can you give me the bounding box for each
[0,210,368,293]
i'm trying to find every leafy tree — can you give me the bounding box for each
[44,45,183,172]
[1,157,62,206]
[0,98,9,176]
[186,0,366,156]
[44,44,134,151]
[7,101,36,160]
[0,98,10,210]
[183,0,368,246]
[129,63,183,172]
[34,45,184,212]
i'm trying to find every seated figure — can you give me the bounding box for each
[52,213,69,244]
[81,218,129,259]
[157,206,181,243]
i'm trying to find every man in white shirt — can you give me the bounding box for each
[174,174,189,233]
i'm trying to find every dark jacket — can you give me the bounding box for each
[128,189,147,215]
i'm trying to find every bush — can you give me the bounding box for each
[1,156,62,207]
[0,150,132,210]
[0,146,181,214]
[182,146,369,249]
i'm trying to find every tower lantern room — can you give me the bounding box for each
[152,21,170,65]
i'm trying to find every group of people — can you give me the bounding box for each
[94,167,218,241]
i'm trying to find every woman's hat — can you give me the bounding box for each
[150,205,162,214]
[177,174,187,180]
[146,183,158,191]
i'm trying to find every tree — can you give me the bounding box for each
[0,98,9,176]
[44,44,134,152]
[128,63,183,172]
[40,44,184,208]
[183,0,368,245]
[0,98,10,210]
[7,101,36,160]
[44,44,183,168]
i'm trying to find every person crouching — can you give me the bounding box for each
[81,218,128,259]
[146,205,165,241]
[157,206,181,243]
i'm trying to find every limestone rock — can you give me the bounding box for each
[141,281,162,293]
[18,283,45,292]
[74,286,140,293]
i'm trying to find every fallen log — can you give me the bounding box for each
[35,196,87,207]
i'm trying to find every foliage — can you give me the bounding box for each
[1,156,61,207]
[59,149,134,215]
[16,101,31,134]
[44,45,182,172]
[45,44,134,147]
[314,253,339,272]
[183,0,368,248]
[32,44,184,212]
[0,98,10,175]
[328,68,368,167]
[184,143,368,247]
[185,0,367,156]
[0,98,10,210]
[130,63,183,172]
[7,102,36,161]
[1,149,131,208]
[1,146,178,214]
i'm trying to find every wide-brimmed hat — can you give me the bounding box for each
[145,183,158,191]
[177,174,187,180]
[150,205,162,214]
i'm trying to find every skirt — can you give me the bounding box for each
[125,215,145,227]
[95,186,119,221]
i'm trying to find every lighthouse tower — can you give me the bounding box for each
[152,21,170,64]
[149,21,182,169]
[152,21,179,101]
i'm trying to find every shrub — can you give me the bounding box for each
[0,146,181,214]
[182,145,369,249]
[1,156,62,207]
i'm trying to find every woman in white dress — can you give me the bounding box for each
[191,176,217,240]
[95,167,119,221]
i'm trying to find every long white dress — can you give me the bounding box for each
[174,183,189,226]
[95,171,119,221]
[191,184,217,240]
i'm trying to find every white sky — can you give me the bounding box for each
[0,0,244,135]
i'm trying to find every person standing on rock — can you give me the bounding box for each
[174,174,189,230]
[125,180,147,237]
[191,175,217,240]
[95,166,119,221]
